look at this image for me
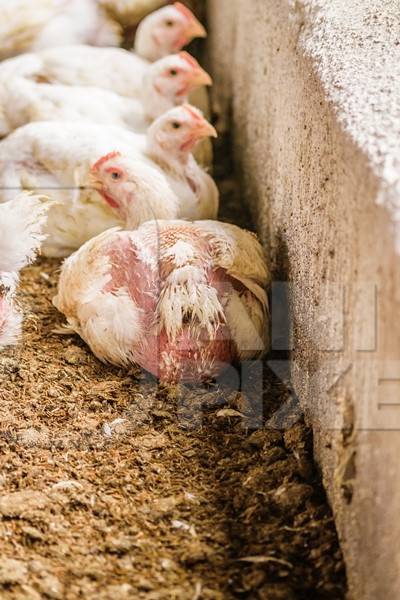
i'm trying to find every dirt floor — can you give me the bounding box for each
[0,135,347,600]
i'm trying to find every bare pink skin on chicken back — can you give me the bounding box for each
[103,235,236,384]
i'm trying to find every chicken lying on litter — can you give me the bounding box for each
[0,0,122,60]
[54,220,269,383]
[0,193,47,348]
[0,3,209,111]
[0,53,211,137]
[0,106,218,256]
[100,0,167,26]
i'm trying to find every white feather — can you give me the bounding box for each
[0,76,147,137]
[99,0,166,25]
[53,229,142,365]
[158,266,225,341]
[224,291,268,359]
[0,0,59,59]
[53,221,270,379]
[0,45,147,99]
[80,291,143,366]
[0,192,48,349]
[0,193,48,273]
[0,298,23,348]
[0,0,122,59]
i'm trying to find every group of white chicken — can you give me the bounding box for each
[0,0,270,384]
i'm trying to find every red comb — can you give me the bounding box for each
[182,103,204,122]
[179,51,199,68]
[174,2,195,22]
[91,151,121,172]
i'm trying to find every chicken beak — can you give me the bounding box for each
[189,66,212,89]
[186,18,207,40]
[194,119,218,140]
[180,114,217,152]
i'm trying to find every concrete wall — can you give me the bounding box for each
[206,1,400,598]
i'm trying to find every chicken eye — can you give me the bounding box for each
[111,171,121,180]
[169,69,178,76]
[172,121,181,129]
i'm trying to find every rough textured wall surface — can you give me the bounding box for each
[206,1,400,599]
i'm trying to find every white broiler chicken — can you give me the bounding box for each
[0,193,47,347]
[92,104,219,221]
[0,0,56,60]
[100,0,167,26]
[0,53,211,137]
[0,0,122,60]
[54,220,269,383]
[0,107,217,256]
[0,3,209,113]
